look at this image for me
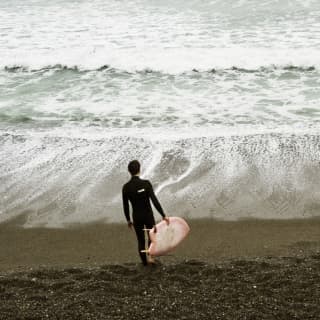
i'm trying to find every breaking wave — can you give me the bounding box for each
[0,130,319,227]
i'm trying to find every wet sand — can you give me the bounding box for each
[0,218,320,319]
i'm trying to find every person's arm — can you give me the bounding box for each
[122,186,131,225]
[147,181,165,218]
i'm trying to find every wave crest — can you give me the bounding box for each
[2,64,318,74]
[1,47,320,74]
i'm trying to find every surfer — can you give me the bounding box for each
[122,160,169,266]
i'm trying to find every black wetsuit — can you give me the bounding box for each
[122,176,165,265]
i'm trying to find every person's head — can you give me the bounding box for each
[128,160,140,176]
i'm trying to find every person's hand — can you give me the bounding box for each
[127,221,133,230]
[163,216,170,225]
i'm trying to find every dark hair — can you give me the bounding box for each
[128,160,140,176]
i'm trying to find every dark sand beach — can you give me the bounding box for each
[0,218,320,319]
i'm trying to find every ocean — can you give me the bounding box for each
[0,0,319,226]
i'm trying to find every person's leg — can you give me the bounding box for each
[145,215,155,246]
[133,221,148,265]
[145,215,156,264]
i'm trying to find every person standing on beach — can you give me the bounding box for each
[122,160,169,266]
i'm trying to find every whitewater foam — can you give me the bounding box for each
[0,129,319,227]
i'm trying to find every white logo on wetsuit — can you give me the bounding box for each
[137,189,145,193]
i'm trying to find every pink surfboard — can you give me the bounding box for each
[147,217,190,256]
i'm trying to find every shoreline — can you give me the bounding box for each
[1,217,320,272]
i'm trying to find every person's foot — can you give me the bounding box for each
[147,255,156,264]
